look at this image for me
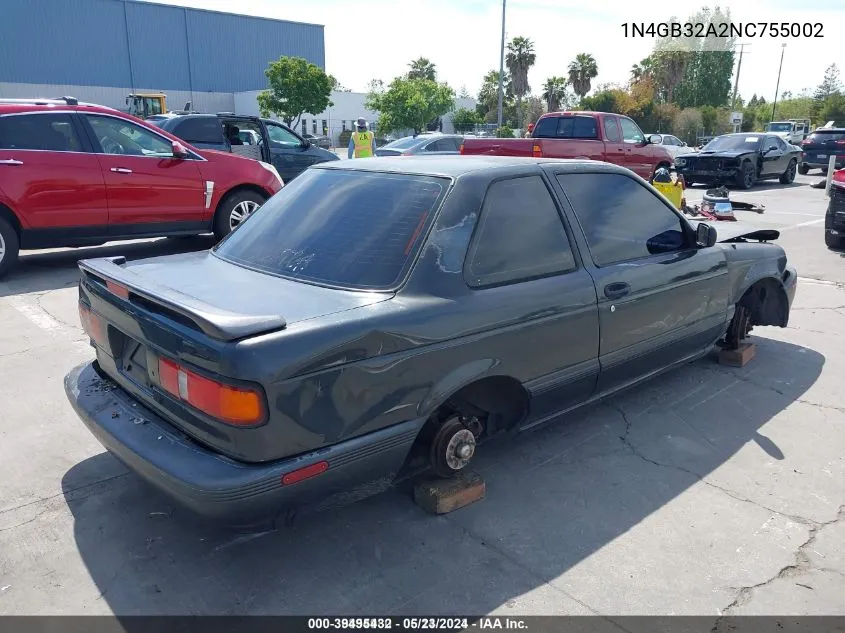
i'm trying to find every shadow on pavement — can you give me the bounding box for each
[0,236,216,298]
[686,182,803,193]
[61,336,823,615]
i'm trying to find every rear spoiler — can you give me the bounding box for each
[78,256,287,342]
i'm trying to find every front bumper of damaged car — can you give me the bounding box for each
[676,158,741,183]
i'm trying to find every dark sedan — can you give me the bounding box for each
[675,133,802,189]
[64,157,797,528]
[375,133,463,156]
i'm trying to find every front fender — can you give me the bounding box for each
[725,245,792,327]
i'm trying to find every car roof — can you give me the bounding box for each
[314,155,629,178]
[0,100,121,116]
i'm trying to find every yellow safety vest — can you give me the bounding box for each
[352,131,374,158]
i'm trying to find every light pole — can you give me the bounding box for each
[771,43,786,121]
[730,43,749,110]
[496,0,506,128]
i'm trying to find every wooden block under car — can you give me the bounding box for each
[719,342,756,367]
[414,471,486,515]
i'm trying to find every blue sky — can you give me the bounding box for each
[148,0,842,105]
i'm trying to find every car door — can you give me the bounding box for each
[80,113,205,234]
[554,170,730,395]
[618,116,652,178]
[761,135,786,176]
[602,115,627,165]
[0,111,107,234]
[263,120,314,182]
[462,174,600,426]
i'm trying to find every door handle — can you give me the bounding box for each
[110,167,132,174]
[604,282,630,300]
[0,159,23,166]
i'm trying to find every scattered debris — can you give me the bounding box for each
[796,583,814,590]
[111,412,119,418]
[811,179,827,189]
[683,186,765,220]
[1,585,10,592]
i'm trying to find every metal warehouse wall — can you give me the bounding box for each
[0,0,325,94]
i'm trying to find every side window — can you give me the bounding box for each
[533,117,558,138]
[466,176,576,287]
[618,117,645,144]
[557,116,598,139]
[87,115,174,157]
[764,136,780,151]
[427,138,459,152]
[557,172,686,266]
[774,137,788,150]
[603,117,621,142]
[173,117,224,145]
[0,113,83,152]
[266,123,302,147]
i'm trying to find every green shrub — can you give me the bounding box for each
[495,125,515,138]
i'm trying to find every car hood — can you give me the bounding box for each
[691,150,754,159]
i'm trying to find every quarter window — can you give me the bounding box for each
[172,117,224,144]
[0,113,83,152]
[86,115,174,157]
[557,172,686,266]
[466,176,576,287]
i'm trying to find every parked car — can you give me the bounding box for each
[375,134,463,156]
[824,168,845,249]
[459,111,675,181]
[64,156,797,527]
[303,133,332,149]
[674,133,802,189]
[151,113,339,183]
[798,127,845,174]
[0,97,283,279]
[644,133,696,159]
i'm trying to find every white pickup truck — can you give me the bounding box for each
[764,120,811,145]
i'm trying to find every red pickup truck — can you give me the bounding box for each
[460,111,675,180]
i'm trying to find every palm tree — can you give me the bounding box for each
[567,53,599,99]
[505,36,536,131]
[542,76,569,112]
[408,57,437,81]
[653,50,690,104]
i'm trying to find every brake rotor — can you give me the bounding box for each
[430,417,477,478]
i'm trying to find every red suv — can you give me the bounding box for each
[0,97,284,278]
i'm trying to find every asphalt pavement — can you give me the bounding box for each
[0,173,843,618]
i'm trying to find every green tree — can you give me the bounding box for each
[568,53,598,99]
[523,95,546,129]
[329,75,351,92]
[495,125,515,138]
[542,76,569,112]
[257,56,334,126]
[505,36,537,131]
[821,94,845,125]
[458,85,471,99]
[451,107,481,133]
[812,64,842,122]
[477,69,514,123]
[673,108,704,144]
[408,57,437,81]
[366,76,455,135]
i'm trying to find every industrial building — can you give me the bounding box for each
[0,0,325,113]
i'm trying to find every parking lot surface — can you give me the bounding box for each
[1,173,843,617]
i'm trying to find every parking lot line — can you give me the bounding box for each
[8,295,66,334]
[782,218,825,230]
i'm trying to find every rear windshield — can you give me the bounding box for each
[806,131,845,142]
[214,168,449,290]
[383,137,424,150]
[533,115,598,139]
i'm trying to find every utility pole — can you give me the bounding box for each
[730,43,748,110]
[496,0,506,128]
[771,43,786,121]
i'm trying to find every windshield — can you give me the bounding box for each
[702,135,762,151]
[765,123,792,132]
[382,137,424,150]
[214,168,450,290]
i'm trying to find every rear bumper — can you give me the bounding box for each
[802,157,845,169]
[64,362,423,527]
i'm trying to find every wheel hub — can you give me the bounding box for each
[229,200,260,230]
[445,429,475,471]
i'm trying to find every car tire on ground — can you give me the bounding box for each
[798,163,810,175]
[825,230,844,250]
[213,190,267,241]
[779,159,798,184]
[736,161,756,190]
[0,216,20,280]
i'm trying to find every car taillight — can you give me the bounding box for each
[106,280,129,299]
[79,302,107,346]
[836,140,845,146]
[533,144,542,158]
[157,357,265,426]
[459,144,465,154]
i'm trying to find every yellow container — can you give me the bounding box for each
[652,181,684,209]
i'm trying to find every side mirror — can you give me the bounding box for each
[696,222,717,248]
[648,134,662,144]
[171,141,189,159]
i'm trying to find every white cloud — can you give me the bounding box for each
[149,0,842,104]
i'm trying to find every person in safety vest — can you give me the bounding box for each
[348,117,376,159]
